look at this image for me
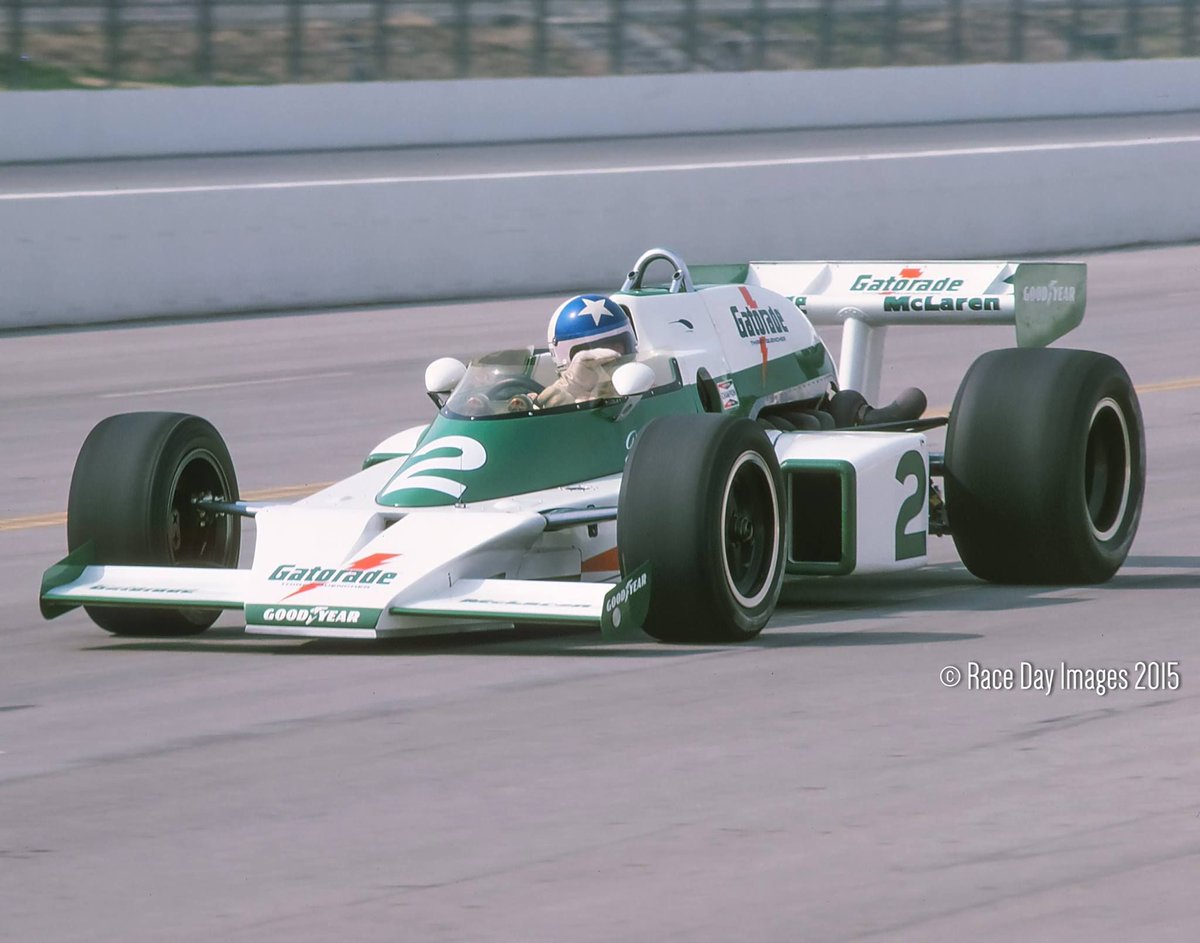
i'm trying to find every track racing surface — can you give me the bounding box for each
[1,244,1198,941]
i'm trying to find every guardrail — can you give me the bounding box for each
[4,0,1198,89]
[4,60,1200,331]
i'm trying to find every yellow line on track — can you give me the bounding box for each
[0,512,67,532]
[2,374,1198,535]
[1135,376,1200,394]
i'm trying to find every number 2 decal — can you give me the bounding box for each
[894,449,927,561]
[385,436,487,499]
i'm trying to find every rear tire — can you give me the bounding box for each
[67,412,241,635]
[944,348,1144,584]
[618,415,785,643]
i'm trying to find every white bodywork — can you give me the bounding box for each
[42,249,1086,640]
[774,430,930,576]
[46,460,632,639]
[45,430,928,639]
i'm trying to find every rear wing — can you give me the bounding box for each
[692,260,1086,402]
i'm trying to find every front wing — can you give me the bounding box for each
[41,543,651,640]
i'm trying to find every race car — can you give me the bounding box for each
[40,248,1145,643]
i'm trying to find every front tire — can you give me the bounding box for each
[944,348,1144,584]
[618,415,785,643]
[67,412,241,635]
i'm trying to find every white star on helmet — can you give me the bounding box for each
[579,297,612,326]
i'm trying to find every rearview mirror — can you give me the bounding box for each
[612,361,655,397]
[425,357,467,408]
[609,362,656,422]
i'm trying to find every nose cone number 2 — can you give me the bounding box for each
[385,436,488,499]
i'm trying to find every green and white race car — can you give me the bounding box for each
[40,248,1145,643]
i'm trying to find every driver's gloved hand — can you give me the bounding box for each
[536,348,621,407]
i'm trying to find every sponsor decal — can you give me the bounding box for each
[852,267,965,294]
[269,552,400,599]
[601,563,651,636]
[604,572,647,621]
[1022,281,1077,304]
[716,377,740,412]
[459,597,593,610]
[882,295,1001,313]
[729,287,789,384]
[90,584,194,595]
[247,604,382,629]
[729,303,790,340]
[669,318,695,331]
[1011,263,1085,347]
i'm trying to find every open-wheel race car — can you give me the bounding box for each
[40,248,1145,643]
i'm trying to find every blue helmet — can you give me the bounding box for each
[547,294,637,369]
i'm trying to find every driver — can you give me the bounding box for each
[534,294,638,408]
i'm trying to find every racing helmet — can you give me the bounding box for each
[547,294,637,369]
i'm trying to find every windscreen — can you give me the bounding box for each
[443,348,554,418]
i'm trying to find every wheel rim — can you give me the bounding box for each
[168,448,234,565]
[1084,397,1132,542]
[719,451,780,608]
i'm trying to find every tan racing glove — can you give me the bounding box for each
[536,348,621,407]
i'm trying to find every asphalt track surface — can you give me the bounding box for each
[2,239,1199,937]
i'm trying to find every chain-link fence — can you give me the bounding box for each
[4,0,1197,89]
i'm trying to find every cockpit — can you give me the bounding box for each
[431,347,676,419]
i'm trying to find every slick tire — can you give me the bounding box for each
[618,415,785,643]
[944,348,1144,584]
[67,412,241,636]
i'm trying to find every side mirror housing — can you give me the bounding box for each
[612,361,655,397]
[425,357,467,407]
[609,362,656,422]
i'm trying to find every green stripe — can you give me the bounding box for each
[378,343,833,509]
[362,452,411,470]
[689,262,751,285]
[379,385,700,508]
[723,341,833,418]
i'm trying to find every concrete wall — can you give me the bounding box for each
[5,59,1200,163]
[3,60,1200,329]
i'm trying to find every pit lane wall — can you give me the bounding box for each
[3,59,1200,329]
